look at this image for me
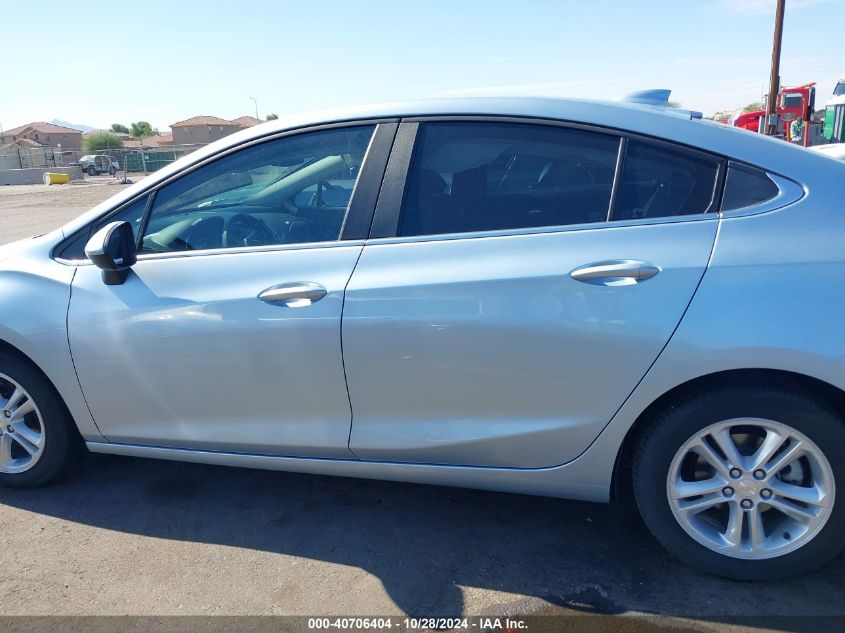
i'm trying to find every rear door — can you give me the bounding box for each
[343,120,722,468]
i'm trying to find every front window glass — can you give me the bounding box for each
[56,196,148,261]
[141,126,374,253]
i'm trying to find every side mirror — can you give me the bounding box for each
[85,221,137,285]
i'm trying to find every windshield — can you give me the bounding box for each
[781,93,803,108]
[835,81,845,97]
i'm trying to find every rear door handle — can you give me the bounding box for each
[570,260,660,286]
[258,282,327,307]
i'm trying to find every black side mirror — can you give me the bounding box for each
[84,221,137,285]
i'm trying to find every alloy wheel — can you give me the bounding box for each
[667,418,835,559]
[0,373,45,474]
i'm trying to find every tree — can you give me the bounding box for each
[130,121,154,139]
[265,113,279,120]
[110,123,129,134]
[743,101,764,113]
[668,100,682,108]
[82,131,124,154]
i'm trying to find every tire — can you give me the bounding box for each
[633,385,845,580]
[87,166,96,176]
[0,351,81,488]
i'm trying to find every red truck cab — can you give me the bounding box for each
[732,82,816,143]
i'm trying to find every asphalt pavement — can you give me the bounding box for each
[0,182,842,632]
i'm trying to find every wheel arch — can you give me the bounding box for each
[611,368,845,501]
[0,337,82,441]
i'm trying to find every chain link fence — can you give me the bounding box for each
[1,143,207,178]
[87,143,207,176]
[0,146,81,170]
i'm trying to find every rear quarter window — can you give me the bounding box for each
[720,163,780,212]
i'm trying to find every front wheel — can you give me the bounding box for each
[0,352,80,488]
[87,166,96,176]
[633,386,845,580]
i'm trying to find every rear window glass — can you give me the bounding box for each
[721,164,780,212]
[398,121,620,236]
[613,141,719,220]
[612,141,721,220]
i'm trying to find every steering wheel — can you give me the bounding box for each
[224,213,279,248]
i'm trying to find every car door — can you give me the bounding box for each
[343,120,722,468]
[68,122,395,457]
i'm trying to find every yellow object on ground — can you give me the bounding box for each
[43,172,70,185]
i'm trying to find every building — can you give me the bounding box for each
[230,116,262,128]
[123,132,174,149]
[169,116,242,145]
[0,121,83,151]
[169,115,264,145]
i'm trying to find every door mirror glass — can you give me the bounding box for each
[84,221,137,285]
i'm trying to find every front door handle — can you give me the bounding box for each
[570,260,661,286]
[258,282,327,307]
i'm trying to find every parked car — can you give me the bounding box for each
[1,96,844,581]
[810,143,845,161]
[78,154,119,176]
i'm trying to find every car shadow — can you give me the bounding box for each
[1,452,844,623]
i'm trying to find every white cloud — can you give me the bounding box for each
[713,0,832,16]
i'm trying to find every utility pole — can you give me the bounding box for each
[765,0,786,136]
[250,96,259,121]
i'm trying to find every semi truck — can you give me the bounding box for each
[732,82,816,144]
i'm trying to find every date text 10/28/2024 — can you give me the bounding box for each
[307,617,529,631]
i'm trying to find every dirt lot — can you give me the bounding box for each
[0,181,843,632]
[0,177,130,245]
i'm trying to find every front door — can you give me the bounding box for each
[343,120,722,468]
[69,123,384,458]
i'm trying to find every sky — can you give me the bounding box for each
[1,0,842,133]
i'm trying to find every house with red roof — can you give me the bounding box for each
[0,121,83,151]
[169,115,263,145]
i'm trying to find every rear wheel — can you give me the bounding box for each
[0,352,80,488]
[633,386,845,579]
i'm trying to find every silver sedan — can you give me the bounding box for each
[1,95,843,581]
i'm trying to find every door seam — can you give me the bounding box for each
[341,244,366,459]
[570,215,724,461]
[65,266,108,439]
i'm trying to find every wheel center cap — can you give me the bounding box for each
[736,479,759,497]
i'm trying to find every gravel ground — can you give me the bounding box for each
[0,180,842,632]
[0,177,134,244]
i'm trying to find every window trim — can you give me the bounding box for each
[369,116,726,243]
[52,119,398,265]
[362,212,716,247]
